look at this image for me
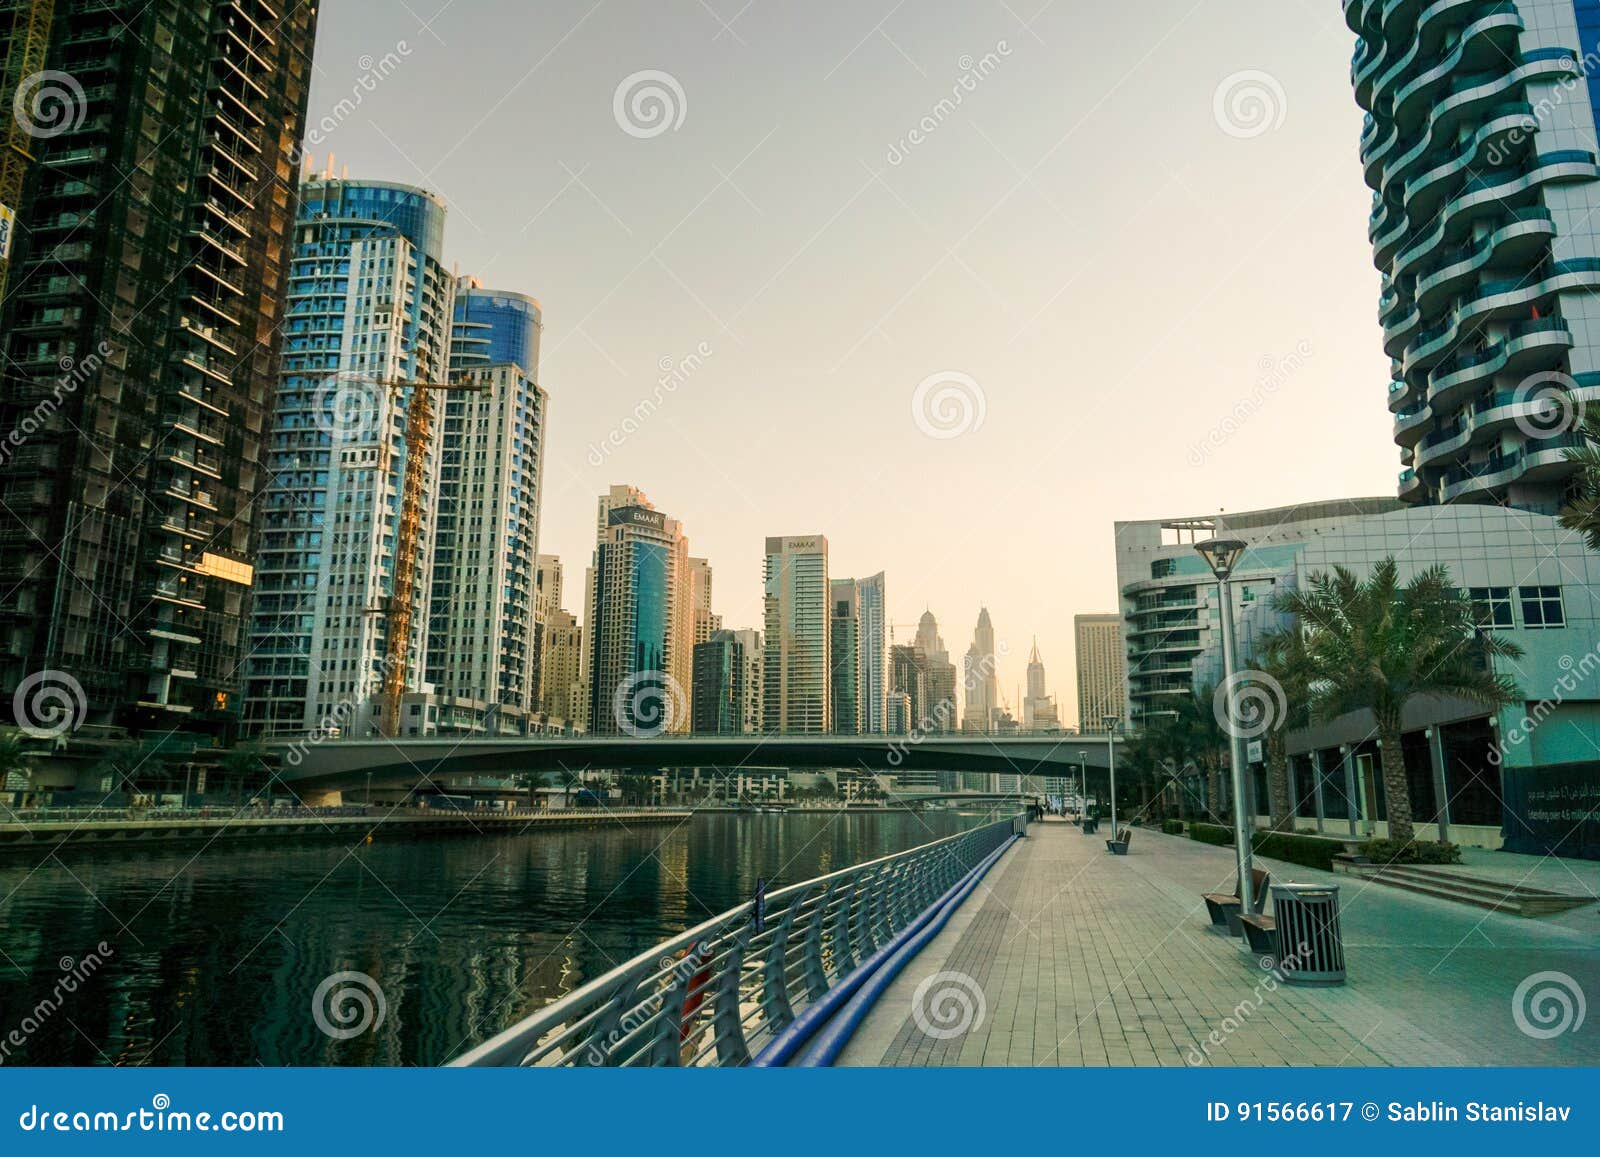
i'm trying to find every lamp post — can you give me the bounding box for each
[1077,750,1086,820]
[1103,716,1121,834]
[1195,537,1255,914]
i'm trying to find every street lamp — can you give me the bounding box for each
[1103,716,1121,836]
[1195,537,1254,914]
[1077,750,1087,820]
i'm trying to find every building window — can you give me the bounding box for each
[1469,587,1513,628]
[1519,586,1565,629]
[1151,559,1175,579]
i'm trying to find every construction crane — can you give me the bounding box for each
[0,0,56,300]
[338,371,483,737]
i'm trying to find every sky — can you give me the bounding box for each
[303,0,1395,725]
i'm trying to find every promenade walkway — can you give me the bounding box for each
[838,820,1600,1066]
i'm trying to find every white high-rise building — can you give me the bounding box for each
[425,362,547,718]
[1342,1,1600,511]
[244,179,454,738]
[764,535,830,733]
[858,572,888,733]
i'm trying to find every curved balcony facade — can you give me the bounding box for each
[1345,1,1600,513]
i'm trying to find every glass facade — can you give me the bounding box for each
[451,286,542,375]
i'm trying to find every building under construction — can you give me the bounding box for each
[0,0,318,737]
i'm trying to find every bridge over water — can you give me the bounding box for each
[269,734,1119,795]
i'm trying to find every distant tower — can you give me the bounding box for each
[914,609,959,734]
[962,607,998,732]
[1021,638,1059,731]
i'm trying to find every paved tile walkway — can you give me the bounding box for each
[837,820,1600,1067]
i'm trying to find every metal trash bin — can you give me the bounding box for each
[1269,883,1345,985]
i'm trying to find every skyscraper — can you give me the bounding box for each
[533,554,563,708]
[540,608,584,728]
[692,628,762,734]
[962,608,999,732]
[1074,614,1124,734]
[688,557,720,644]
[243,177,454,738]
[857,572,888,733]
[0,1,318,734]
[1342,1,1600,511]
[829,579,862,734]
[1022,638,1060,731]
[425,278,548,726]
[763,535,830,733]
[913,609,958,733]
[889,642,928,734]
[584,486,691,735]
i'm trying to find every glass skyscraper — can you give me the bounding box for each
[583,486,691,735]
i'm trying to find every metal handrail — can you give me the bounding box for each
[451,813,1025,1067]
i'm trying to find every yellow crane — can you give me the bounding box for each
[0,0,56,299]
[339,371,483,737]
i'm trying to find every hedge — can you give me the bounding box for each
[1360,837,1462,866]
[1188,822,1233,847]
[1161,819,1184,835]
[1186,824,1340,872]
[1251,831,1339,872]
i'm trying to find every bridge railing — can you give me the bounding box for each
[450,813,1025,1067]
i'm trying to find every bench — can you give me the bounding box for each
[1203,867,1271,936]
[1239,913,1278,962]
[1081,818,1099,835]
[1106,827,1132,855]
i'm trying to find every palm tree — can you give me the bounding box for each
[0,730,34,803]
[1253,627,1312,832]
[1274,558,1522,845]
[1124,693,1227,820]
[1560,410,1600,548]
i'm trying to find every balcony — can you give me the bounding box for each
[1393,403,1432,447]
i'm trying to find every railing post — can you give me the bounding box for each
[830,874,857,977]
[713,929,752,1066]
[579,972,642,1066]
[801,883,831,1001]
[759,893,799,1031]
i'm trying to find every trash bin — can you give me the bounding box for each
[1269,883,1345,986]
